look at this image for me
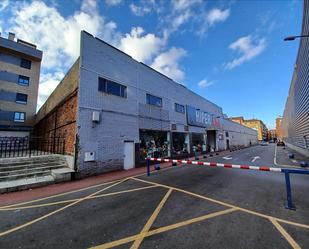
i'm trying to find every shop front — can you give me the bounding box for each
[192,133,206,152]
[171,132,189,156]
[138,129,169,161]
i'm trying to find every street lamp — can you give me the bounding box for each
[284,35,309,41]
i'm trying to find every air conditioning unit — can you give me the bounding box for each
[84,152,95,162]
[92,111,100,123]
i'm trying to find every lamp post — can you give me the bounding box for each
[283,35,309,41]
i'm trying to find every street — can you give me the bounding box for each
[0,144,308,249]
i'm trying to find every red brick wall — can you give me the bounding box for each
[34,90,78,155]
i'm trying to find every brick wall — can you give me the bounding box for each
[34,90,78,155]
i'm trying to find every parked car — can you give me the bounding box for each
[277,141,285,146]
[260,141,268,146]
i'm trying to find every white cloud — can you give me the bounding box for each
[171,0,202,11]
[129,3,151,16]
[198,79,214,88]
[119,27,166,62]
[37,71,65,109]
[0,0,9,11]
[105,0,122,6]
[206,8,230,26]
[10,0,119,69]
[225,35,267,70]
[151,47,187,82]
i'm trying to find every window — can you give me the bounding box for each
[98,77,127,98]
[146,94,162,107]
[18,75,30,86]
[14,112,25,122]
[20,59,31,69]
[16,93,28,104]
[175,103,185,113]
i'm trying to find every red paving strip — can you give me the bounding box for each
[0,150,232,206]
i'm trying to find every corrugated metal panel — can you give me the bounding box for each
[282,0,309,150]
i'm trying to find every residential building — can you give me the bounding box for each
[34,31,258,177]
[281,0,309,156]
[276,116,283,140]
[230,117,268,141]
[0,32,42,137]
[268,129,276,141]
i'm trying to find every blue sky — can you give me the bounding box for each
[0,0,303,128]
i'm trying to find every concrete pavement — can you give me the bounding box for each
[0,144,308,248]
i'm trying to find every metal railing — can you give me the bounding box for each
[0,136,65,158]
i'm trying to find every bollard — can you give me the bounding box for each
[172,161,177,166]
[300,161,308,168]
[283,170,296,210]
[155,164,160,170]
[147,158,150,176]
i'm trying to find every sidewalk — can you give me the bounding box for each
[0,149,232,206]
[275,144,309,168]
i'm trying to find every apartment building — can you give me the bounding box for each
[0,32,42,137]
[230,116,268,141]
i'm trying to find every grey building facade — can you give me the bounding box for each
[36,31,257,177]
[281,1,309,156]
[0,32,42,137]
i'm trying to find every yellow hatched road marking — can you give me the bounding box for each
[89,207,237,249]
[0,178,129,237]
[0,185,159,211]
[130,188,173,249]
[0,179,120,209]
[131,177,309,229]
[269,218,301,249]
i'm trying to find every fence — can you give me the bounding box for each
[0,136,66,158]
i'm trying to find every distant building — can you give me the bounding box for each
[230,117,268,141]
[268,129,276,141]
[281,1,309,157]
[275,116,283,140]
[34,31,258,177]
[0,32,42,137]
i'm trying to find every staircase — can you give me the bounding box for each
[0,155,74,193]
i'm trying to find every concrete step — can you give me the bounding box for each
[0,157,66,167]
[0,164,67,177]
[0,170,52,182]
[0,161,66,172]
[0,175,55,194]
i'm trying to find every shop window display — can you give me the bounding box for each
[139,130,169,158]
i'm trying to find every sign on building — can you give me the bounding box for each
[186,105,222,129]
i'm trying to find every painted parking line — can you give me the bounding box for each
[269,218,301,249]
[0,178,129,237]
[131,177,309,230]
[130,188,173,249]
[0,185,159,211]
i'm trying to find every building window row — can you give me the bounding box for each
[14,112,25,122]
[18,75,30,86]
[97,77,188,113]
[146,94,162,107]
[98,77,127,98]
[175,103,185,114]
[20,58,32,69]
[16,93,28,104]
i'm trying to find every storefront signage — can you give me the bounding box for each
[186,105,222,129]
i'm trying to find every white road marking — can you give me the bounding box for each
[223,156,233,160]
[251,156,260,162]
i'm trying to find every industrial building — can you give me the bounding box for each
[281,1,309,156]
[0,32,42,137]
[35,31,258,177]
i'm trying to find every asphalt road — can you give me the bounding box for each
[0,144,308,249]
